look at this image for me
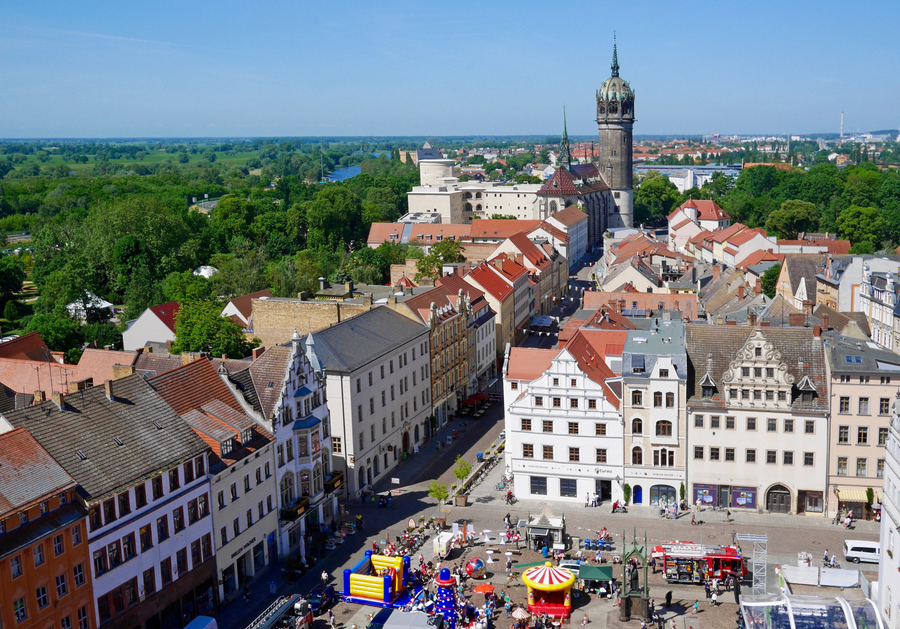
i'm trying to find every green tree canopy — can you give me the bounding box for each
[0,255,26,306]
[634,176,680,224]
[306,186,366,251]
[162,270,215,303]
[761,263,781,298]
[765,200,819,239]
[837,205,886,245]
[26,313,83,363]
[171,300,259,358]
[415,239,465,281]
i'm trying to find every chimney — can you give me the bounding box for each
[51,391,64,410]
[362,293,373,307]
[166,340,173,351]
[737,285,744,301]
[112,364,135,379]
[760,321,771,327]
[494,258,504,273]
[345,280,354,293]
[34,390,45,404]
[813,325,822,338]
[252,346,265,360]
[789,313,805,327]
[182,352,194,366]
[754,279,762,295]
[72,379,92,392]
[387,296,397,306]
[318,277,327,291]
[748,312,757,327]
[221,354,228,361]
[104,379,114,401]
[821,314,830,331]
[725,320,737,326]
[515,253,524,266]
[297,291,307,301]
[713,265,721,280]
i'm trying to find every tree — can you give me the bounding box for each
[3,299,18,323]
[0,255,26,305]
[837,205,886,245]
[162,271,215,303]
[82,323,121,349]
[25,313,83,363]
[453,455,472,483]
[427,481,449,503]
[761,263,781,298]
[415,239,465,282]
[634,176,680,224]
[765,200,819,239]
[171,300,259,358]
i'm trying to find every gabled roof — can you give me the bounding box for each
[470,220,541,239]
[248,344,294,420]
[0,428,76,515]
[506,232,552,270]
[564,330,619,408]
[537,168,580,196]
[226,290,273,321]
[148,358,246,416]
[783,254,827,296]
[148,301,181,333]
[737,250,784,268]
[0,332,51,362]
[311,308,428,374]
[506,348,556,381]
[550,205,589,227]
[400,285,460,326]
[728,227,768,247]
[410,224,473,242]
[668,199,729,222]
[367,223,404,244]
[5,374,208,502]
[710,222,747,244]
[467,262,513,302]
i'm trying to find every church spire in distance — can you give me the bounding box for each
[559,107,572,171]
[611,32,620,77]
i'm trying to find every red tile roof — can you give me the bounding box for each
[564,330,619,408]
[710,223,748,244]
[668,199,729,222]
[550,205,589,227]
[148,357,245,416]
[506,348,556,380]
[776,239,852,255]
[467,262,513,302]
[410,224,473,242]
[537,168,580,196]
[0,428,76,514]
[736,250,785,268]
[470,220,541,239]
[227,290,273,321]
[506,232,552,271]
[583,291,700,320]
[149,301,181,333]
[0,332,51,362]
[367,223,404,245]
[728,228,768,246]
[489,253,529,282]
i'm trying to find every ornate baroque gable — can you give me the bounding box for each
[721,330,794,410]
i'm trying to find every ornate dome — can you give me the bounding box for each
[598,75,633,102]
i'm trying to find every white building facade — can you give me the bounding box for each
[878,393,900,629]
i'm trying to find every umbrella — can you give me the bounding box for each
[462,399,479,406]
[471,393,489,401]
[473,584,495,594]
[512,608,530,620]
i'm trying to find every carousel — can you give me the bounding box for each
[521,562,577,619]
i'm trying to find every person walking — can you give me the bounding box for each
[691,512,697,526]
[665,591,672,608]
[723,509,731,523]
[506,558,513,574]
[711,591,718,607]
[321,570,329,586]
[704,581,711,599]
[505,600,512,618]
[823,549,829,564]
[328,609,337,629]
[693,601,700,615]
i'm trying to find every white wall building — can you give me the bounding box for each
[878,393,900,629]
[503,330,623,504]
[122,301,179,351]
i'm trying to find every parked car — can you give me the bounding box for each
[843,540,881,564]
[306,583,339,615]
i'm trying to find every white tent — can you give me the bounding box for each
[66,292,114,321]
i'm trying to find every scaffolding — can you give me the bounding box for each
[737,533,767,596]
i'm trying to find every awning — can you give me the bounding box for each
[577,565,613,581]
[837,488,869,502]
[471,393,489,401]
[530,528,549,536]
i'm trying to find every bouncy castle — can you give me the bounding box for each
[342,551,418,608]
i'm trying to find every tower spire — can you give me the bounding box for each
[560,106,572,170]
[611,32,620,77]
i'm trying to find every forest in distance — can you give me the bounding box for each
[1,136,899,362]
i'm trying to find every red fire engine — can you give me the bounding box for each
[651,543,748,585]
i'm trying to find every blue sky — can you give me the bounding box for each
[1,0,897,138]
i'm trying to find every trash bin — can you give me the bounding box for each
[477,453,484,463]
[542,546,549,558]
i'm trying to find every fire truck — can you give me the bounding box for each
[650,543,748,585]
[245,594,314,629]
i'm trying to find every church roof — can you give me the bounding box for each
[537,168,579,197]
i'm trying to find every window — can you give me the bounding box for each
[542,445,553,460]
[742,367,750,377]
[595,423,607,436]
[632,447,643,465]
[559,478,578,498]
[709,447,720,461]
[184,460,195,483]
[656,421,672,437]
[118,492,130,517]
[632,391,643,406]
[742,390,749,399]
[666,392,674,407]
[880,427,889,446]
[143,568,155,595]
[54,534,64,556]
[746,449,756,463]
[157,515,169,542]
[78,607,88,629]
[596,449,607,463]
[521,419,531,431]
[552,378,559,386]
[837,457,848,476]
[858,426,868,444]
[632,418,643,434]
[878,459,885,478]
[725,448,735,462]
[103,499,116,524]
[57,572,68,597]
[838,425,849,444]
[569,447,580,462]
[33,544,44,566]
[783,451,794,465]
[881,398,891,415]
[176,548,187,574]
[191,539,201,567]
[73,563,85,587]
[140,525,153,551]
[805,420,815,434]
[588,399,597,409]
[188,498,199,524]
[766,450,777,464]
[778,391,786,401]
[552,397,561,408]
[14,597,26,622]
[766,367,774,378]
[724,416,734,430]
[161,558,172,586]
[856,458,867,477]
[570,398,579,409]
[72,524,82,546]
[152,475,163,500]
[804,452,814,467]
[244,475,251,492]
[710,416,720,429]
[135,484,147,508]
[754,367,762,378]
[542,420,553,433]
[221,526,228,545]
[659,369,669,378]
[767,418,777,432]
[62,617,72,629]
[654,391,663,407]
[694,415,704,428]
[173,507,184,532]
[332,437,342,454]
[523,444,534,458]
[859,398,870,415]
[168,468,180,490]
[36,585,49,608]
[694,446,703,460]
[11,555,22,578]
[534,396,543,407]
[568,422,579,435]
[784,419,794,433]
[748,417,758,431]
[765,391,774,401]
[511,382,518,390]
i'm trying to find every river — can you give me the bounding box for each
[325,166,361,181]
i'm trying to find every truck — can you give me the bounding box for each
[306,583,340,615]
[650,543,748,585]
[245,594,313,629]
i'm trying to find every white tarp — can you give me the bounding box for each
[781,565,819,586]
[819,568,859,588]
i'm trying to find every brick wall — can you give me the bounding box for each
[251,299,374,347]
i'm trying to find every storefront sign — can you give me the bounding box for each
[231,536,257,560]
[731,486,757,510]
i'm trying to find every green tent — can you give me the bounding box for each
[577,565,614,581]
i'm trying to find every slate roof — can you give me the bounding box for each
[0,428,76,514]
[0,332,51,361]
[227,366,263,415]
[0,381,32,414]
[311,308,428,374]
[148,301,181,333]
[783,254,827,296]
[249,344,294,420]
[824,333,900,374]
[5,374,208,503]
[684,324,828,414]
[812,304,871,337]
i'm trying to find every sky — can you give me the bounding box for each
[1,0,898,139]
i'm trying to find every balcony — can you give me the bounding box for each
[279,496,310,521]
[325,471,345,494]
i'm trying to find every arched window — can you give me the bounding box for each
[299,470,310,497]
[550,201,558,213]
[632,418,643,434]
[632,447,643,465]
[280,473,295,507]
[465,203,473,212]
[475,192,482,199]
[656,421,673,437]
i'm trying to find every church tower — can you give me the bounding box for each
[596,36,635,228]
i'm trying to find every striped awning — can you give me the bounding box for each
[522,562,576,592]
[837,488,871,502]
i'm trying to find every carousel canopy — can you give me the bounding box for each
[522,562,576,592]
[741,594,884,629]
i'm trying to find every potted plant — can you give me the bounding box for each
[454,455,473,506]
[623,483,631,505]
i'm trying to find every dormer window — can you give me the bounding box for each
[702,386,714,399]
[241,429,253,444]
[221,439,234,456]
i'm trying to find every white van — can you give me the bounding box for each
[843,540,881,564]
